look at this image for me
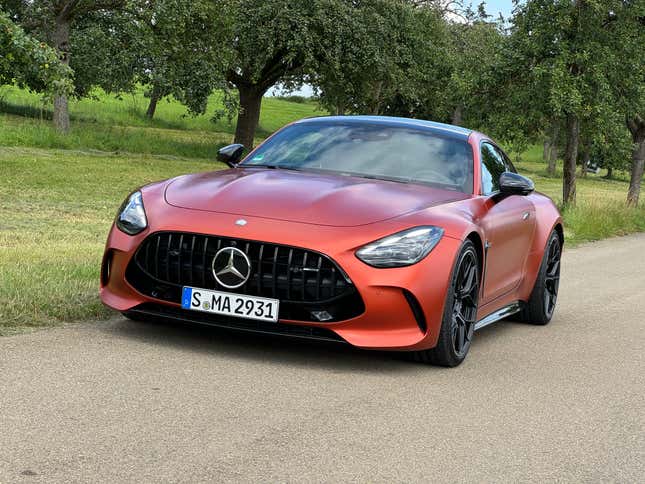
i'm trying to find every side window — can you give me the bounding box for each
[480,143,507,195]
[495,146,517,174]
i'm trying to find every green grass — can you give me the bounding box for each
[0,147,219,334]
[0,85,322,157]
[1,86,643,333]
[513,147,645,244]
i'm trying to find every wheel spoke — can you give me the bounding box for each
[547,260,560,277]
[456,324,465,352]
[460,264,476,295]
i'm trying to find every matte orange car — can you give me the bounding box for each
[101,116,563,366]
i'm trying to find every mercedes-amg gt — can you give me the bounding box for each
[100,116,563,366]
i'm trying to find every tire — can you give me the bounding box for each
[409,240,480,367]
[517,230,561,325]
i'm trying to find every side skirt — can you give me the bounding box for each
[474,301,522,331]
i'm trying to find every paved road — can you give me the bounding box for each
[2,234,644,483]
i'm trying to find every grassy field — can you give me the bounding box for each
[0,85,322,157]
[1,87,643,333]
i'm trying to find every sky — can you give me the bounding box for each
[483,0,515,19]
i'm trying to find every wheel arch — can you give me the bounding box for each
[517,196,564,300]
[553,222,564,247]
[465,231,484,274]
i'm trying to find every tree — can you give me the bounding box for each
[0,10,73,97]
[5,1,127,132]
[313,1,447,119]
[610,1,645,206]
[626,116,645,205]
[219,0,341,148]
[131,0,231,119]
[436,9,505,127]
[506,0,635,205]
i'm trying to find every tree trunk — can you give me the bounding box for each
[579,145,590,178]
[563,114,579,205]
[234,84,264,149]
[53,15,71,133]
[547,123,559,177]
[451,105,463,126]
[543,139,550,162]
[146,85,162,119]
[627,116,645,207]
[627,140,645,206]
[604,166,613,179]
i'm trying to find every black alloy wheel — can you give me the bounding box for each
[543,236,561,319]
[517,230,562,325]
[409,240,480,367]
[451,248,479,357]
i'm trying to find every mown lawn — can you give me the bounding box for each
[1,88,643,333]
[0,147,218,334]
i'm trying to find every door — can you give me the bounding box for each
[479,143,536,303]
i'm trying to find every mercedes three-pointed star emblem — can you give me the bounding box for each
[211,247,251,289]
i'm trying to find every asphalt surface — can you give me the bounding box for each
[2,234,644,483]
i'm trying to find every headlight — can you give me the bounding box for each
[116,191,147,235]
[355,226,444,267]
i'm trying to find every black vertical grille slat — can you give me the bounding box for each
[286,248,293,300]
[132,232,356,305]
[177,234,184,284]
[154,234,161,278]
[272,247,279,298]
[301,252,308,301]
[331,267,337,297]
[315,256,322,300]
[145,239,151,278]
[165,234,172,282]
[189,235,196,285]
[257,244,264,293]
[201,237,208,287]
[242,242,250,292]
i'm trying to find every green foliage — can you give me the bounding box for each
[313,1,453,119]
[69,8,142,97]
[132,0,232,115]
[0,10,72,97]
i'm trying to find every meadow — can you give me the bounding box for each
[1,86,643,333]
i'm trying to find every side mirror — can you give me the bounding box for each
[217,143,245,167]
[499,172,534,196]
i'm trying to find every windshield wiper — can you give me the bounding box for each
[246,164,302,171]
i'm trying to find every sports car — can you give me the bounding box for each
[100,116,563,366]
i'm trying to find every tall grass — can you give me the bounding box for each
[561,201,645,244]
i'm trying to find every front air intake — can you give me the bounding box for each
[125,231,364,322]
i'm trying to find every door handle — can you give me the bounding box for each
[522,211,530,220]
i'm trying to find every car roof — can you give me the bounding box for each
[294,115,473,141]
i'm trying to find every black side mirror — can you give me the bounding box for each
[499,172,534,196]
[217,143,245,167]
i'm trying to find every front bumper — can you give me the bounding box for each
[101,196,461,351]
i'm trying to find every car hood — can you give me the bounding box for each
[164,168,469,227]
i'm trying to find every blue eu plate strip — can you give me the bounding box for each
[181,287,192,309]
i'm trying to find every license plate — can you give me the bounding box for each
[181,286,279,322]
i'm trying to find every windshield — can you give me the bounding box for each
[242,122,474,193]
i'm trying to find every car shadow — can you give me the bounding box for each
[98,316,425,374]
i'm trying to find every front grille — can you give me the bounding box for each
[125,231,364,322]
[126,303,347,343]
